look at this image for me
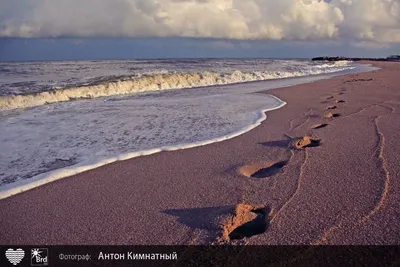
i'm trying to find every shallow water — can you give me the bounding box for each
[0,60,377,199]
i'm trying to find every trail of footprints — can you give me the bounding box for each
[216,90,347,243]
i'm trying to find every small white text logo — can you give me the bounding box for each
[31,248,48,266]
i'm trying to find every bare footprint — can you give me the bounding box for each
[326,105,337,110]
[295,136,321,149]
[221,204,270,241]
[346,78,373,83]
[239,161,287,178]
[324,112,341,119]
[312,123,328,129]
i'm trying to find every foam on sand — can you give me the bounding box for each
[0,97,286,200]
[0,62,378,200]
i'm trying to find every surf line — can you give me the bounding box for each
[0,95,286,200]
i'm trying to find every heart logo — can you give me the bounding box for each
[5,248,25,266]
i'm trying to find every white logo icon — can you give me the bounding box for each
[5,248,25,266]
[31,248,48,266]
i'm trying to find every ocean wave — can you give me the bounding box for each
[0,62,377,199]
[0,63,353,110]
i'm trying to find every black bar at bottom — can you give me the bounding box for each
[1,246,400,267]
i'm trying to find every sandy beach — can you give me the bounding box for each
[1,61,400,245]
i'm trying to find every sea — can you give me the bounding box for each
[0,58,377,198]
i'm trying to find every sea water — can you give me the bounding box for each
[0,59,377,198]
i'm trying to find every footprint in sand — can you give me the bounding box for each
[294,136,321,149]
[221,204,270,241]
[346,78,373,83]
[324,112,341,119]
[312,123,328,129]
[326,105,337,110]
[336,100,345,104]
[326,96,334,100]
[239,161,288,179]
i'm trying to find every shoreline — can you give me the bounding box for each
[1,61,400,245]
[0,96,286,200]
[0,64,372,200]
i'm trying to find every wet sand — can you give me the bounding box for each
[1,61,400,245]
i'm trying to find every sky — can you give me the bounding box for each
[1,0,400,61]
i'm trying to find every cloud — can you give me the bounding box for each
[0,0,399,43]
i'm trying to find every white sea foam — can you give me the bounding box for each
[0,95,285,200]
[0,60,353,110]
[0,61,378,199]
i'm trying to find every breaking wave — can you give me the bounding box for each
[0,62,353,110]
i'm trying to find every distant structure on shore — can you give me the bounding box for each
[312,56,400,62]
[387,55,400,60]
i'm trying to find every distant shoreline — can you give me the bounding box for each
[312,56,400,62]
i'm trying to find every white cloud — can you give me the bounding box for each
[0,0,399,43]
